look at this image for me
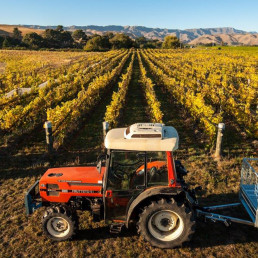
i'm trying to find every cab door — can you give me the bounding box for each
[104,151,146,222]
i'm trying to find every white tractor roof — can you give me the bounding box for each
[124,123,164,139]
[105,123,179,152]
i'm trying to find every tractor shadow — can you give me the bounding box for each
[75,193,258,248]
[187,220,258,249]
[187,192,258,249]
[76,226,136,241]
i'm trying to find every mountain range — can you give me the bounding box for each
[189,33,258,45]
[1,24,257,45]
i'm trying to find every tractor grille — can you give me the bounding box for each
[47,191,60,196]
[47,184,59,189]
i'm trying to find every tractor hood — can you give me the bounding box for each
[39,166,105,202]
[40,166,105,185]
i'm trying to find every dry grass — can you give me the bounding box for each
[0,62,5,74]
[0,25,44,36]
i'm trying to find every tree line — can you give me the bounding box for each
[0,26,182,51]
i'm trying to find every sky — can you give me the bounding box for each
[0,0,257,32]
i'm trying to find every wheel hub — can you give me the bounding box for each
[52,218,68,232]
[153,211,177,231]
[47,217,70,237]
[160,218,172,228]
[148,210,184,241]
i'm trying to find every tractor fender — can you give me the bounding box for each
[126,186,183,227]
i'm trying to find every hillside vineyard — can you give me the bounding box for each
[0,48,257,148]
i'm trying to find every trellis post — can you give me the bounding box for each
[103,121,109,141]
[215,123,225,160]
[44,121,53,154]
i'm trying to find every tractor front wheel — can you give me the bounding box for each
[137,198,195,248]
[42,206,78,241]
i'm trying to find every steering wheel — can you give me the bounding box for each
[113,168,124,180]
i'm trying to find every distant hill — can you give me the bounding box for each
[0,25,44,36]
[189,33,258,45]
[0,24,257,45]
[23,25,254,41]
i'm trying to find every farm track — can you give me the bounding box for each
[118,53,149,127]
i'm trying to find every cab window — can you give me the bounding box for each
[107,151,145,190]
[146,152,168,186]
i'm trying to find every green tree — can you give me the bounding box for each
[13,27,22,41]
[44,29,60,48]
[162,36,181,49]
[56,25,64,32]
[104,32,114,39]
[101,35,111,49]
[72,29,87,41]
[2,37,12,48]
[84,36,109,51]
[147,39,162,49]
[135,36,147,48]
[109,33,133,49]
[44,28,73,48]
[0,36,4,48]
[59,31,74,48]
[23,32,44,49]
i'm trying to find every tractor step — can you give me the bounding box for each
[110,223,124,234]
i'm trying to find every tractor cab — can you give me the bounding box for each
[103,123,183,223]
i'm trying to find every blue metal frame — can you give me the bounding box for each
[239,158,258,227]
[25,180,42,215]
[196,158,258,228]
[196,203,254,227]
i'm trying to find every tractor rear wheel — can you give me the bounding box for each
[42,206,78,241]
[137,198,195,248]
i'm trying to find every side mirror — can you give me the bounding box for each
[97,154,107,173]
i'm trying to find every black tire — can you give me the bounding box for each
[42,206,78,241]
[137,198,195,249]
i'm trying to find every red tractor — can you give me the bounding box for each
[25,123,198,248]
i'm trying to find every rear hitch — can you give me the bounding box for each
[196,203,254,227]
